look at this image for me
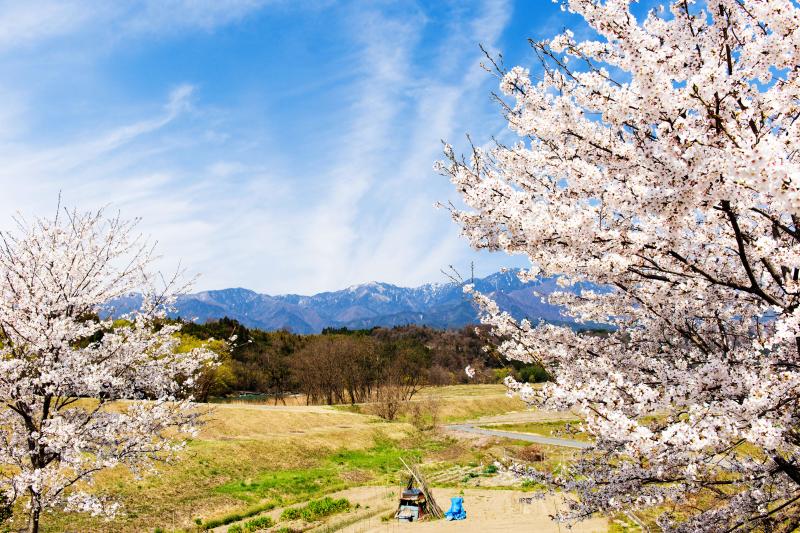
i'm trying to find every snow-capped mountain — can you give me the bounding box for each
[105,270,600,334]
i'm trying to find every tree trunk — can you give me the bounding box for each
[774,455,800,486]
[28,489,40,533]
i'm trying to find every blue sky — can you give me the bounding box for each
[0,0,580,294]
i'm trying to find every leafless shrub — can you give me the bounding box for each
[410,395,441,430]
[516,445,546,463]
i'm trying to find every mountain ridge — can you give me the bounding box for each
[105,270,598,334]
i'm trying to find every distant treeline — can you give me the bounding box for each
[178,318,553,404]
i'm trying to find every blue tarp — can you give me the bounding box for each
[444,496,466,521]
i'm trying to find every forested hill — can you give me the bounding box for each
[106,270,601,333]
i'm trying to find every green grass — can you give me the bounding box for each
[33,385,522,532]
[205,435,464,530]
[216,466,341,504]
[331,404,362,414]
[280,497,350,522]
[480,420,591,441]
[214,436,425,504]
[329,435,446,468]
[203,501,277,529]
[230,514,274,532]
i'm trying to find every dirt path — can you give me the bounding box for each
[337,488,607,533]
[445,407,590,449]
[445,423,591,449]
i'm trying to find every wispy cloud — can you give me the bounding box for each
[0,0,272,54]
[0,1,94,52]
[0,84,194,186]
[0,0,542,294]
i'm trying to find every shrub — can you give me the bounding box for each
[243,515,274,531]
[203,501,277,529]
[517,364,549,383]
[280,507,302,521]
[427,365,455,386]
[492,367,512,383]
[281,497,351,522]
[516,444,545,463]
[227,526,243,533]
[303,497,350,520]
[409,395,441,431]
[371,385,406,421]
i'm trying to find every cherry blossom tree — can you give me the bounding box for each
[0,206,216,532]
[439,0,800,530]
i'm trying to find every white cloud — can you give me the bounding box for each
[119,0,272,35]
[0,1,95,51]
[0,0,524,295]
[0,84,194,186]
[0,0,271,54]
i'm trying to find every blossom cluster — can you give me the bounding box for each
[441,0,800,530]
[0,207,216,526]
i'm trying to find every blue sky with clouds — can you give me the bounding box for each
[0,0,582,294]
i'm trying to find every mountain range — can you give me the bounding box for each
[106,270,597,334]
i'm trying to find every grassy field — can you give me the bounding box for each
[479,419,592,442]
[334,384,523,425]
[30,385,527,533]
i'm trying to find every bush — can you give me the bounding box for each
[516,364,549,383]
[492,367,512,383]
[227,526,242,533]
[303,497,350,520]
[409,395,441,430]
[516,444,546,463]
[371,385,407,421]
[280,507,302,521]
[427,364,455,385]
[203,501,276,529]
[281,497,351,522]
[242,515,274,531]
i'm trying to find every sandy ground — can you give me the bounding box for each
[214,486,608,533]
[209,402,603,532]
[336,487,608,533]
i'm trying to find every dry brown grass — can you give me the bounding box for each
[515,444,546,463]
[214,393,311,406]
[391,385,523,424]
[33,404,413,533]
[31,385,524,532]
[199,404,391,441]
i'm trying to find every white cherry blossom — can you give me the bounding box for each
[0,206,216,532]
[465,365,476,378]
[440,0,800,530]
